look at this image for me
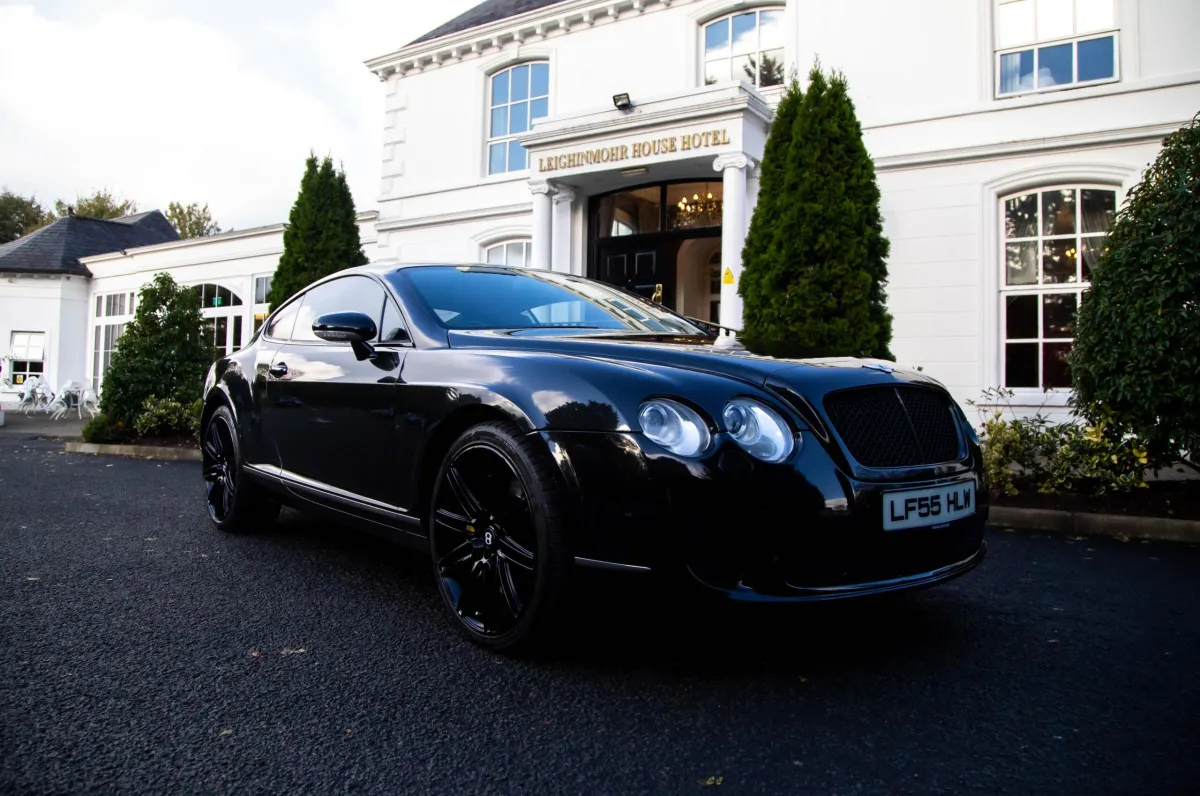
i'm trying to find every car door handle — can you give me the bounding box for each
[269,362,288,378]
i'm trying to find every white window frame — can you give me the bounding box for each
[996,182,1122,395]
[700,6,787,90]
[994,0,1119,98]
[190,282,247,360]
[8,331,46,387]
[483,239,532,267]
[91,291,137,392]
[486,61,550,177]
[252,274,274,336]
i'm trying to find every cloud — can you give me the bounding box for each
[0,0,475,231]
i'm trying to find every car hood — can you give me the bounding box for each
[445,329,945,395]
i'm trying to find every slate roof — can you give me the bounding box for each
[0,211,180,278]
[411,0,568,45]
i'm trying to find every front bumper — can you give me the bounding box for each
[539,429,988,602]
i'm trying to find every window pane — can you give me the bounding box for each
[508,140,527,171]
[1006,295,1038,339]
[381,300,408,342]
[266,301,300,339]
[491,70,509,105]
[488,142,506,175]
[1037,43,1073,87]
[486,245,505,264]
[292,276,385,343]
[509,101,529,135]
[530,62,549,98]
[667,183,723,230]
[529,97,548,121]
[1036,0,1073,40]
[511,64,530,101]
[759,9,784,50]
[1077,36,1114,82]
[506,242,524,266]
[1043,239,1079,284]
[704,18,730,58]
[1004,193,1038,238]
[95,295,102,316]
[705,59,730,85]
[732,55,755,85]
[1079,237,1105,282]
[1043,293,1077,338]
[1041,189,1076,235]
[731,12,757,55]
[1076,0,1115,32]
[999,50,1034,94]
[1005,241,1038,285]
[997,0,1035,48]
[232,315,243,351]
[1005,343,1039,387]
[1081,189,1116,234]
[759,49,785,87]
[490,106,507,137]
[596,187,661,237]
[1043,342,1073,388]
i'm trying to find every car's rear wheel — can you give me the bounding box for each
[429,421,572,653]
[202,405,279,532]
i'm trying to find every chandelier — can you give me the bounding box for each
[675,191,722,228]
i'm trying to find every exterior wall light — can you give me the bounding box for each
[612,93,633,111]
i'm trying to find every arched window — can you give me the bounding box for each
[999,184,1118,390]
[190,283,245,358]
[702,8,785,88]
[484,239,532,267]
[487,62,550,175]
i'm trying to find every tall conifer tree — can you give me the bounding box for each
[739,64,893,360]
[268,154,368,310]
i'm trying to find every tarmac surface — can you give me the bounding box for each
[2,436,1198,795]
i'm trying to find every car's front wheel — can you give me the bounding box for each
[429,421,572,653]
[201,405,279,532]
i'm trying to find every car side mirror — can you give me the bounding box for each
[313,311,378,361]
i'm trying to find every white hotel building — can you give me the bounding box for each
[1,0,1197,418]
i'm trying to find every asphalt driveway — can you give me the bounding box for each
[1,437,1198,795]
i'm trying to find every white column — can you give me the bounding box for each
[713,153,753,332]
[551,187,575,273]
[529,181,554,270]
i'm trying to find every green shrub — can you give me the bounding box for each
[82,413,129,444]
[971,389,1148,497]
[1069,113,1200,469]
[739,64,893,360]
[133,397,200,439]
[99,273,214,428]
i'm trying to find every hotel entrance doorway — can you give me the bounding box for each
[589,180,724,324]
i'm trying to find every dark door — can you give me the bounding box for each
[267,275,407,506]
[594,242,675,309]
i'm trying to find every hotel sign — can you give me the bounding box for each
[537,128,731,173]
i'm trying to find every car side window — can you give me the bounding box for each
[380,299,410,343]
[265,299,301,340]
[291,276,386,343]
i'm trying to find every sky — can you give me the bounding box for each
[0,0,478,230]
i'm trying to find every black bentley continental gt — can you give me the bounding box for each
[200,264,987,651]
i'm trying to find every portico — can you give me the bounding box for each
[521,82,770,331]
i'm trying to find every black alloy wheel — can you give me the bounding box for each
[430,422,571,651]
[203,412,238,524]
[201,405,278,533]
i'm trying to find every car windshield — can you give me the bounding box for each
[387,266,711,335]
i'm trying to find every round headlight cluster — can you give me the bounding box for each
[722,398,795,463]
[638,399,711,458]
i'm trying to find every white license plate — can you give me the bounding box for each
[883,481,975,531]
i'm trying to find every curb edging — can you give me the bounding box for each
[989,506,1200,544]
[64,441,201,462]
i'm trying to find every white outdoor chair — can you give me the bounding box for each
[78,387,99,419]
[18,377,51,414]
[46,391,70,420]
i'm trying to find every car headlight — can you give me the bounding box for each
[722,398,796,463]
[638,399,711,458]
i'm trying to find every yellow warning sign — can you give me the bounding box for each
[722,267,735,285]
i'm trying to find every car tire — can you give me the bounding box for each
[428,421,573,654]
[201,405,280,533]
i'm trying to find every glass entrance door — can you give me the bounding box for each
[595,245,672,307]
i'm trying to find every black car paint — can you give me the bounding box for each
[202,265,987,601]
